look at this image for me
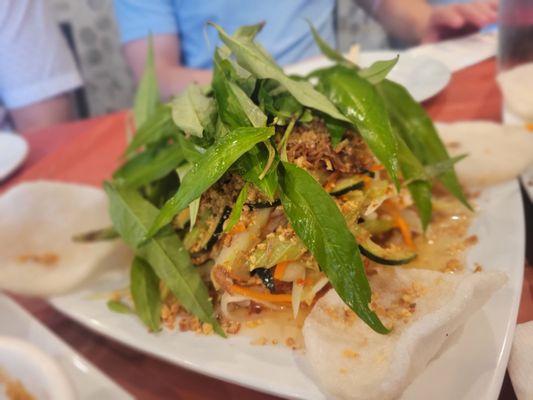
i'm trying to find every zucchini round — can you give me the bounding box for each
[354,226,416,266]
[358,238,416,266]
[246,199,281,209]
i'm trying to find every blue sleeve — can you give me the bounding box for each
[113,0,178,43]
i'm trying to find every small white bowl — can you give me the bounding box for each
[0,336,75,399]
[0,132,28,181]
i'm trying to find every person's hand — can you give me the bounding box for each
[421,0,498,43]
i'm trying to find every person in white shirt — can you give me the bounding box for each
[0,0,82,132]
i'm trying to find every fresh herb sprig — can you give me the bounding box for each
[104,22,468,336]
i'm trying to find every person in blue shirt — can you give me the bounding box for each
[113,0,497,98]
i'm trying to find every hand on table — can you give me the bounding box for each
[421,0,498,43]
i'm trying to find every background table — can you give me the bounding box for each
[2,59,531,400]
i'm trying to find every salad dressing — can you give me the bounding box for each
[230,304,311,348]
[231,196,477,346]
[406,196,476,272]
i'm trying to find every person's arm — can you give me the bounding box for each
[357,0,498,44]
[10,93,74,132]
[0,0,82,132]
[123,34,211,99]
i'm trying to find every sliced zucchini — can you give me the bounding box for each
[247,233,307,271]
[353,226,416,266]
[328,176,365,197]
[358,240,416,266]
[246,199,281,209]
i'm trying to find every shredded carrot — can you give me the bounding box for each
[369,164,384,172]
[230,285,292,303]
[394,215,415,250]
[230,221,246,234]
[526,122,533,132]
[381,200,415,250]
[274,261,290,280]
[296,278,313,286]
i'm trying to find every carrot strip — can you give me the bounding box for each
[369,164,384,172]
[362,176,373,189]
[230,285,291,303]
[230,221,246,234]
[394,215,415,250]
[274,261,290,280]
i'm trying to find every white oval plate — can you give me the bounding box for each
[50,180,524,400]
[0,132,28,181]
[0,294,132,400]
[284,50,451,102]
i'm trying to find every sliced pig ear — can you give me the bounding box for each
[0,181,131,296]
[497,64,533,121]
[303,268,506,400]
[437,121,533,189]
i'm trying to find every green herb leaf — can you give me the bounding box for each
[315,65,400,188]
[125,105,177,158]
[213,54,267,129]
[72,226,118,242]
[425,154,468,179]
[324,116,350,146]
[176,133,203,163]
[176,163,200,230]
[210,23,349,123]
[278,162,389,334]
[235,146,279,201]
[171,84,216,138]
[114,142,184,189]
[133,36,159,128]
[106,299,133,314]
[359,56,399,84]
[130,257,161,331]
[308,21,351,65]
[104,182,223,335]
[377,79,471,209]
[396,135,432,230]
[148,126,275,237]
[223,183,249,233]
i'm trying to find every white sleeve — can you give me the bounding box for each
[0,0,83,109]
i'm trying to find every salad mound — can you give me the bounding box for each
[99,22,469,336]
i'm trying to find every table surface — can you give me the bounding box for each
[2,59,532,400]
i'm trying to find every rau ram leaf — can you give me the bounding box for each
[104,182,224,335]
[315,65,401,188]
[171,84,216,139]
[114,142,184,189]
[210,23,349,123]
[130,256,161,331]
[279,162,389,334]
[125,105,177,158]
[147,126,275,237]
[359,56,399,85]
[377,79,471,209]
[133,36,159,128]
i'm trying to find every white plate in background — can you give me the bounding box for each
[0,132,28,181]
[50,179,524,400]
[284,50,451,102]
[0,294,132,400]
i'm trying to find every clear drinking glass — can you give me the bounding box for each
[498,0,533,70]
